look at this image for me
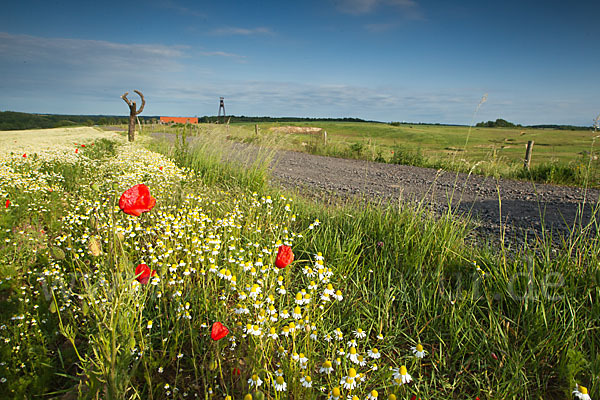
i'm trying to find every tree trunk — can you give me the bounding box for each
[128,102,137,142]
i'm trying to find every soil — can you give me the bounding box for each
[155,132,600,248]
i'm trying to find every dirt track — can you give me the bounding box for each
[153,133,600,246]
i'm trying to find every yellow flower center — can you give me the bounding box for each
[270,327,276,334]
[346,377,354,384]
[371,390,378,397]
[332,387,341,396]
[294,306,301,314]
[244,394,252,400]
[348,367,357,378]
[350,347,357,354]
[416,344,424,352]
[399,366,408,375]
[252,374,258,381]
[580,386,588,395]
[388,395,397,400]
[296,292,303,301]
[323,360,332,368]
[372,348,379,353]
[305,376,311,382]
[276,376,284,384]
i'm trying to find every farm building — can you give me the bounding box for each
[160,116,198,124]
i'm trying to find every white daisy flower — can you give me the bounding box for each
[366,390,379,400]
[392,365,412,385]
[411,343,426,358]
[340,368,358,390]
[353,328,366,339]
[248,374,263,388]
[319,360,334,374]
[273,376,287,392]
[300,375,312,388]
[367,348,381,359]
[573,384,591,400]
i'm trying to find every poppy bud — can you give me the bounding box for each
[275,245,294,269]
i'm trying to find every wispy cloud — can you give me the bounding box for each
[211,26,274,36]
[334,0,421,19]
[157,0,205,18]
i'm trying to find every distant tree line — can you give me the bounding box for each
[199,115,371,123]
[475,118,591,131]
[0,111,131,131]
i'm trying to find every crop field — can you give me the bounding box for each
[0,126,598,399]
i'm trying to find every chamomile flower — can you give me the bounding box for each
[298,353,308,363]
[411,343,426,358]
[300,375,312,388]
[147,320,153,329]
[392,366,412,385]
[247,374,263,388]
[367,348,381,359]
[329,386,341,400]
[280,309,290,319]
[366,390,379,400]
[347,346,359,363]
[333,290,343,301]
[353,328,366,339]
[573,384,591,400]
[292,306,302,319]
[340,368,358,390]
[334,328,344,341]
[267,327,279,339]
[273,376,287,391]
[319,360,334,374]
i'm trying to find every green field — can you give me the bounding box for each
[145,121,600,187]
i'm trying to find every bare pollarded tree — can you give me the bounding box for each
[121,90,145,142]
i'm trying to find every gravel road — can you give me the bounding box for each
[154,133,600,246]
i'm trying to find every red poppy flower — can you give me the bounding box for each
[81,144,85,147]
[135,263,156,284]
[211,322,229,341]
[5,199,9,208]
[22,154,26,158]
[119,184,156,216]
[275,245,294,269]
[75,148,79,153]
[159,166,163,171]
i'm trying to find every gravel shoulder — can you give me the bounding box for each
[153,132,600,246]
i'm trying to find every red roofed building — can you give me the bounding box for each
[160,116,198,124]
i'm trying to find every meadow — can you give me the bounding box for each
[0,126,598,399]
[149,121,600,187]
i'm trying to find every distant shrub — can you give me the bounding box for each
[389,146,427,167]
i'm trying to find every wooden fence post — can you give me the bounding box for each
[255,124,259,135]
[323,130,327,146]
[524,140,534,170]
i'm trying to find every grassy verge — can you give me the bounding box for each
[141,122,600,188]
[0,132,597,399]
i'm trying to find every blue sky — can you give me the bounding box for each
[1,0,598,125]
